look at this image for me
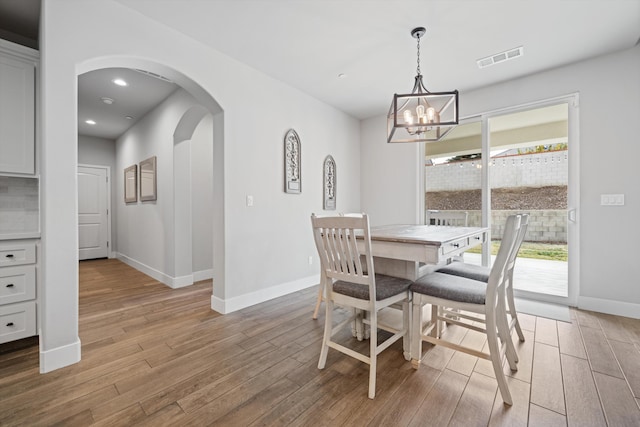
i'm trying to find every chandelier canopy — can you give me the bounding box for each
[387,27,459,143]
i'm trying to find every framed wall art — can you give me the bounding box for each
[284,129,301,193]
[139,156,157,201]
[124,164,137,203]
[323,155,336,210]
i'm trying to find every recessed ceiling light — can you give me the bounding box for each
[338,73,347,78]
[125,116,134,120]
[112,78,128,87]
[101,97,114,104]
[85,119,96,125]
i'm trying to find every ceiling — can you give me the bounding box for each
[0,0,39,49]
[1,0,639,140]
[113,0,640,121]
[77,68,177,140]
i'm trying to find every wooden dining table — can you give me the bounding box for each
[361,224,488,280]
[312,224,488,319]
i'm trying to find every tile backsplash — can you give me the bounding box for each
[0,176,39,235]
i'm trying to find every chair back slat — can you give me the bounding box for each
[486,214,521,307]
[505,213,530,274]
[311,214,373,288]
[426,210,469,226]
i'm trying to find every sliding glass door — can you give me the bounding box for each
[424,120,487,263]
[423,96,579,306]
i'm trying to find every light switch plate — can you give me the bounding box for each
[600,194,624,206]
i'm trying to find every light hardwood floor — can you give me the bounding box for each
[1,258,639,426]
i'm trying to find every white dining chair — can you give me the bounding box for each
[311,213,412,399]
[426,210,469,226]
[410,214,522,405]
[436,213,530,348]
[312,212,365,320]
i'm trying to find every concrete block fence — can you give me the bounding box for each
[426,150,568,191]
[431,209,567,243]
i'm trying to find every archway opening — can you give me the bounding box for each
[74,57,226,324]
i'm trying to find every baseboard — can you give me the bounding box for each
[211,274,319,314]
[193,269,213,282]
[578,296,640,320]
[39,338,81,373]
[115,252,195,288]
[172,274,194,289]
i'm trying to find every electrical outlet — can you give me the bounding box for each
[246,195,254,207]
[308,256,313,265]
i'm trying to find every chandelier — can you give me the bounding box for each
[387,27,459,143]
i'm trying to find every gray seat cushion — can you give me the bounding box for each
[437,261,490,282]
[410,272,487,305]
[333,274,411,301]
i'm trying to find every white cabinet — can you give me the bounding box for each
[0,240,38,343]
[0,301,36,344]
[0,39,37,175]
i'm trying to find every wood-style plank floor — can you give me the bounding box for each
[1,258,640,426]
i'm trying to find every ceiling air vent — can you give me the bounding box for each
[134,68,174,83]
[477,46,523,69]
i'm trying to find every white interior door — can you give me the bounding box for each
[78,165,109,260]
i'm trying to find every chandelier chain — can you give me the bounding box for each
[416,33,421,76]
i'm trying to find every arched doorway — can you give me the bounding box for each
[74,58,225,319]
[173,105,214,286]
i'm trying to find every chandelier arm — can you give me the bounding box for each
[411,76,423,94]
[439,95,455,113]
[412,75,432,94]
[395,96,413,115]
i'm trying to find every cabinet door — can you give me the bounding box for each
[0,54,35,174]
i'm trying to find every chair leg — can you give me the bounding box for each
[431,305,441,338]
[355,309,364,341]
[486,311,513,406]
[368,310,377,399]
[363,310,371,340]
[318,298,333,369]
[312,281,323,320]
[313,270,327,320]
[411,298,423,369]
[402,299,411,361]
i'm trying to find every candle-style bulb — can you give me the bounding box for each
[403,109,414,124]
[427,107,436,122]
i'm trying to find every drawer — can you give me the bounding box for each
[0,265,36,305]
[0,301,36,344]
[442,237,469,255]
[469,232,486,247]
[0,241,36,267]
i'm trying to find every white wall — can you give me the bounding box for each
[40,0,360,371]
[191,115,214,278]
[116,91,213,286]
[116,88,190,282]
[361,44,640,318]
[78,134,117,255]
[360,116,422,226]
